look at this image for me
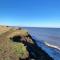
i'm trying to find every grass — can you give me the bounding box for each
[8,29,28,38]
[11,43,29,59]
[0,26,30,60]
[0,26,11,35]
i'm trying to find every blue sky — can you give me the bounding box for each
[0,0,60,27]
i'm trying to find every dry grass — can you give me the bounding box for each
[8,29,28,38]
[0,26,29,60]
[0,26,11,35]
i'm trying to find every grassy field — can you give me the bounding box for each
[0,26,31,60]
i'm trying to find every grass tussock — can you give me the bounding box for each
[11,43,29,59]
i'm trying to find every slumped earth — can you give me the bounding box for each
[0,26,53,60]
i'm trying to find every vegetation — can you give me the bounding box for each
[0,26,30,60]
[11,43,29,59]
[0,26,53,60]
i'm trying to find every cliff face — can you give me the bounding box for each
[0,26,53,60]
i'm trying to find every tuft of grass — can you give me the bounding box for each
[11,43,29,59]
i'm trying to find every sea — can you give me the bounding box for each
[14,27,60,59]
[22,27,60,48]
[1,26,60,59]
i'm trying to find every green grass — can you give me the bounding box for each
[11,43,29,59]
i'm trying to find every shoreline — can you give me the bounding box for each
[33,37,60,60]
[45,42,60,51]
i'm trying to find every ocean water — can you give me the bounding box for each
[22,27,60,48]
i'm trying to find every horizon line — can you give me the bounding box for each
[0,24,60,28]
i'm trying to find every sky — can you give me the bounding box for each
[0,0,60,27]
